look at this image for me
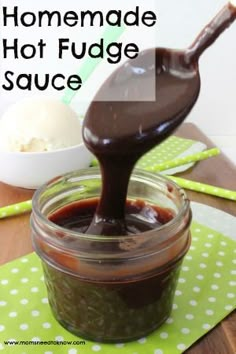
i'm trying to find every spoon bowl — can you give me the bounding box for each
[83,48,200,158]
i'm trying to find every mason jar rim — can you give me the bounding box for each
[32,167,190,245]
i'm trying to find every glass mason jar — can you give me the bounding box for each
[31,168,191,343]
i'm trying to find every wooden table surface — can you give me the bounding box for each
[0,123,235,353]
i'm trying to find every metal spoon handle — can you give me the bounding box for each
[185,2,236,63]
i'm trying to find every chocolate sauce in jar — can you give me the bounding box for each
[36,174,191,343]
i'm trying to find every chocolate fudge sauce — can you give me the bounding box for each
[49,198,175,234]
[82,3,236,236]
[46,198,184,342]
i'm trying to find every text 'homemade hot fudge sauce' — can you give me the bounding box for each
[31,2,236,343]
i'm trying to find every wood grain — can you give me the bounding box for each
[0,123,235,353]
[0,183,34,264]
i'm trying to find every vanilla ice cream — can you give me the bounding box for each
[0,97,83,152]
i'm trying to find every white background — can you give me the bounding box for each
[0,0,236,163]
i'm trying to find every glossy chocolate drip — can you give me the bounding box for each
[83,49,200,235]
[82,3,236,236]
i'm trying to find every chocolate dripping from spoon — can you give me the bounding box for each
[83,2,236,236]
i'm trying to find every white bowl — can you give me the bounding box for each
[0,143,93,189]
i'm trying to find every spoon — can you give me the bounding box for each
[83,1,236,236]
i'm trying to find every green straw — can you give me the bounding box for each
[0,200,32,219]
[167,175,236,201]
[61,25,125,105]
[91,148,220,170]
[145,148,220,172]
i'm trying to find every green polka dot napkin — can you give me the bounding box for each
[0,203,235,354]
